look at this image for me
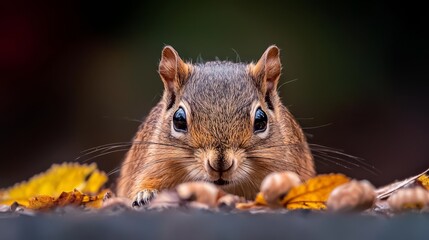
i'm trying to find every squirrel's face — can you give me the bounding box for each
[156,46,305,198]
[171,97,270,186]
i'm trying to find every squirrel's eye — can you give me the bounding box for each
[254,107,267,133]
[173,107,187,132]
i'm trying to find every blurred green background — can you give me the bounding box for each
[1,1,428,188]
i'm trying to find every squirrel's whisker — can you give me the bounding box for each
[77,140,193,162]
[80,149,130,163]
[312,154,353,170]
[310,144,380,174]
[246,156,316,177]
[80,142,133,154]
[314,151,361,168]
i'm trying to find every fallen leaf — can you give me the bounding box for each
[244,174,350,210]
[417,174,429,191]
[254,192,267,205]
[26,189,111,211]
[56,190,85,207]
[83,189,111,209]
[0,162,107,207]
[28,195,57,210]
[281,174,350,210]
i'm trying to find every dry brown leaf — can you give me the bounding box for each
[83,189,111,209]
[28,195,56,210]
[27,189,110,211]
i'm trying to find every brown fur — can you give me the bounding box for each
[117,45,315,200]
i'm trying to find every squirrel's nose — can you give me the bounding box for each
[208,158,234,172]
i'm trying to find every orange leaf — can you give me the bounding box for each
[28,196,56,210]
[254,192,267,205]
[417,174,429,191]
[83,189,111,209]
[281,174,350,210]
[26,189,110,211]
[56,190,85,207]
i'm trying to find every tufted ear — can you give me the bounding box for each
[159,46,190,94]
[249,45,282,94]
[158,46,190,109]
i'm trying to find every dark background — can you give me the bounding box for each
[1,1,428,188]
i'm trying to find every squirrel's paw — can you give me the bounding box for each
[260,171,302,207]
[132,189,159,208]
[327,180,376,212]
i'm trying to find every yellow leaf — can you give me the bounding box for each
[0,162,107,207]
[417,174,429,190]
[281,174,350,210]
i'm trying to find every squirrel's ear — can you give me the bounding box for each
[159,46,190,93]
[249,45,282,93]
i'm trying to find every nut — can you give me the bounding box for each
[327,180,376,212]
[217,194,246,208]
[387,187,429,212]
[176,182,220,208]
[260,171,301,207]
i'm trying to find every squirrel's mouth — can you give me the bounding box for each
[213,178,230,186]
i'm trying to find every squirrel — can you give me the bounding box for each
[116,45,315,206]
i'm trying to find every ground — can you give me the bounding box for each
[1,210,429,239]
